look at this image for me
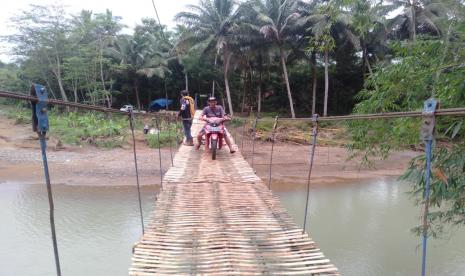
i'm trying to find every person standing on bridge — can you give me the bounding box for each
[178,90,195,146]
[196,96,236,153]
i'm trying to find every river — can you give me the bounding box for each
[1,180,464,276]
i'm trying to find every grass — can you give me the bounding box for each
[48,111,128,148]
[232,114,348,146]
[1,103,348,148]
[143,118,182,149]
[1,104,180,149]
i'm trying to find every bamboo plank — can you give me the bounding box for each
[129,111,339,275]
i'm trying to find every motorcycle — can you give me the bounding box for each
[204,116,226,160]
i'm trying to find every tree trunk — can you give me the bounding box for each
[257,56,263,117]
[56,73,68,102]
[311,52,317,115]
[134,79,141,110]
[73,87,78,103]
[164,81,169,111]
[241,71,247,113]
[411,0,416,42]
[54,60,68,102]
[223,48,234,116]
[279,46,295,118]
[212,54,218,96]
[363,45,373,75]
[323,50,329,117]
[99,36,110,108]
[185,73,189,91]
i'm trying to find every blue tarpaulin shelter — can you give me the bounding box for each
[149,98,173,111]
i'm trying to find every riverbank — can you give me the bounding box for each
[0,111,418,187]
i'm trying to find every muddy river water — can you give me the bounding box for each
[1,180,464,276]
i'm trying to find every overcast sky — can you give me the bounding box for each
[0,0,197,62]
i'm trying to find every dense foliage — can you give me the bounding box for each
[349,39,465,234]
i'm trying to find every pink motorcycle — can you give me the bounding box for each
[204,117,226,160]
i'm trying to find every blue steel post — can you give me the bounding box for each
[420,99,438,276]
[31,84,62,276]
[303,114,319,234]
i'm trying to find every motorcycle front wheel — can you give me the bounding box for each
[211,139,217,160]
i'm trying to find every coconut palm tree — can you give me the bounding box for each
[305,0,381,116]
[245,0,303,118]
[384,0,446,42]
[349,0,388,76]
[175,0,240,115]
[306,0,353,116]
[106,34,170,110]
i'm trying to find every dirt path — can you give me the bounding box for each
[0,110,418,188]
[0,109,173,186]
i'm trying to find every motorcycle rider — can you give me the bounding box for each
[196,96,236,153]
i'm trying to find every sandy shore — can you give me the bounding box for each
[0,112,419,188]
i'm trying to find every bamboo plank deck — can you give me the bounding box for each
[130,111,339,275]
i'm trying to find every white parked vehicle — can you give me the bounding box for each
[120,104,147,113]
[120,105,134,112]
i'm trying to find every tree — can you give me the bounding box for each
[0,62,28,93]
[175,0,240,115]
[247,0,302,118]
[306,0,359,116]
[7,4,71,101]
[349,0,387,76]
[349,39,465,235]
[384,0,446,42]
[105,19,171,110]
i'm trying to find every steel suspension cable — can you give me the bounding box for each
[422,140,433,276]
[268,116,279,190]
[30,84,61,276]
[240,118,248,151]
[251,117,258,170]
[2,90,465,121]
[39,132,62,276]
[303,115,319,234]
[129,111,145,234]
[168,116,174,166]
[154,117,164,190]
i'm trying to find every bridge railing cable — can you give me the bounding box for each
[234,100,462,276]
[2,88,465,276]
[129,110,145,234]
[1,87,178,275]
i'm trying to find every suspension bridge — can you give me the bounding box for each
[2,87,465,275]
[129,112,339,275]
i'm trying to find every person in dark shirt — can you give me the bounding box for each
[178,90,195,146]
[196,96,235,153]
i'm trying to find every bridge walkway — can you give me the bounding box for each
[129,112,339,275]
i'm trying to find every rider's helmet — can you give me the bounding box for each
[208,96,217,102]
[181,90,189,96]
